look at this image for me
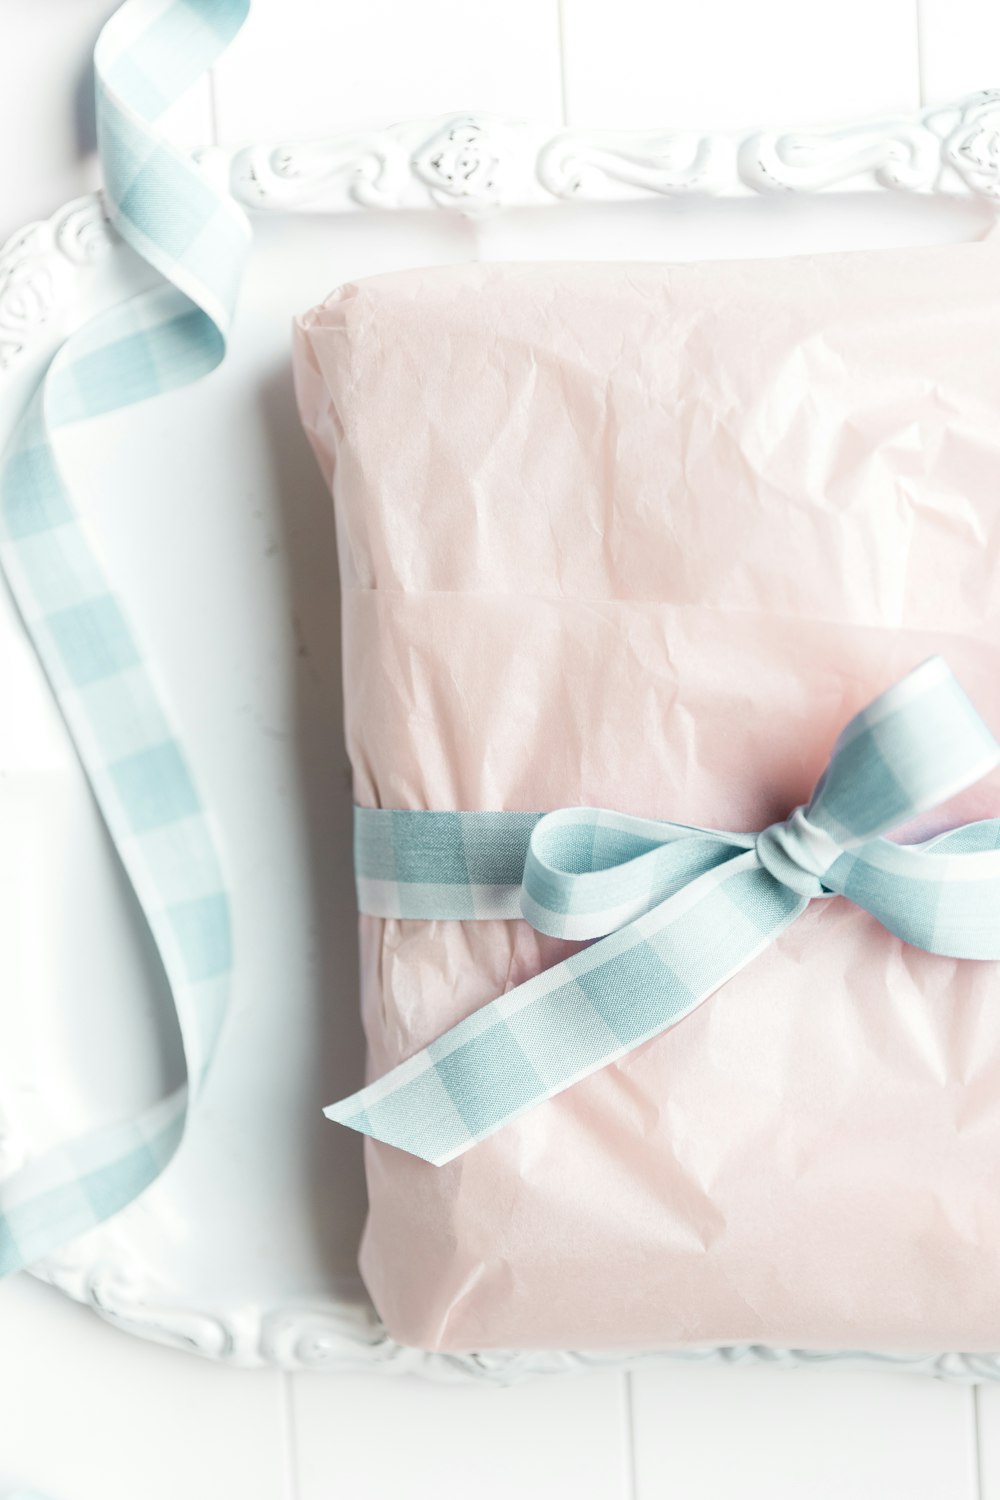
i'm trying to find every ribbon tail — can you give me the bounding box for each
[324,850,807,1165]
[0,0,249,1276]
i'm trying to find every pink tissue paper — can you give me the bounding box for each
[292,222,1000,1354]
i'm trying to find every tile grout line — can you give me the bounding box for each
[624,1369,639,1500]
[206,67,222,148]
[279,1372,301,1500]
[974,1384,987,1500]
[555,0,571,127]
[914,0,927,107]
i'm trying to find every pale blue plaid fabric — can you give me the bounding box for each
[328,657,1000,1164]
[0,0,250,1275]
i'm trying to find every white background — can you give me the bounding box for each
[4,2,1000,1497]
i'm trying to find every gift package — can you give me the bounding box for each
[11,4,1000,1457]
[293,231,1000,1354]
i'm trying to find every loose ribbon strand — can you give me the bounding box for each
[0,0,250,1275]
[327,656,1000,1165]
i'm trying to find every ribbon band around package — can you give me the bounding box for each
[326,656,1000,1165]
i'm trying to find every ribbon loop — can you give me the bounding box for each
[519,805,747,941]
[806,655,1000,845]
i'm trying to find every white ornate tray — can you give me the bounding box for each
[4,96,1000,1379]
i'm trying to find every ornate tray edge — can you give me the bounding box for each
[24,1246,1000,1382]
[6,171,1000,1379]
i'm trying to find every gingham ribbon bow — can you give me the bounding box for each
[326,656,1000,1165]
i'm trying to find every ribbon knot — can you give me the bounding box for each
[329,656,1000,1165]
[754,807,842,899]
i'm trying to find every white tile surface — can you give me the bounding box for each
[0,0,113,235]
[917,0,1000,102]
[630,1364,979,1500]
[291,1367,631,1500]
[560,0,921,128]
[0,1276,286,1500]
[5,3,1000,1500]
[976,1385,1000,1500]
[211,0,564,143]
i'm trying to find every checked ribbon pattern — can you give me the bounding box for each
[328,656,1000,1165]
[0,0,251,1275]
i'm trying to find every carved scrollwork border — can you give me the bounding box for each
[3,90,999,370]
[0,194,114,372]
[227,90,1000,215]
[27,1242,1000,1381]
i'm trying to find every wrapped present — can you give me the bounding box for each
[292,228,1000,1354]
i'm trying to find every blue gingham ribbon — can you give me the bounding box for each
[326,656,1000,1165]
[0,0,250,1275]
